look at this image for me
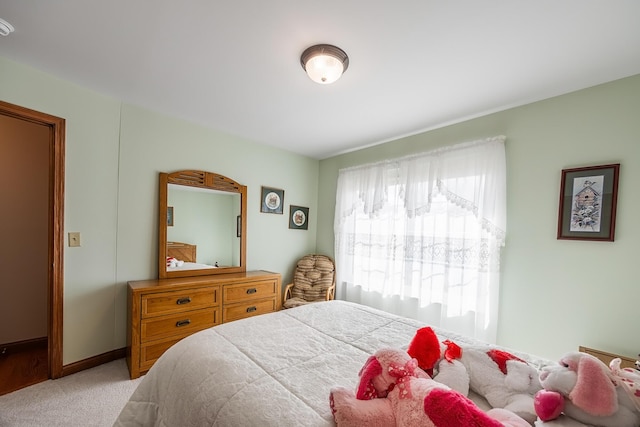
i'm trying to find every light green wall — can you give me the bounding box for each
[1,56,319,365]
[0,57,121,365]
[318,74,640,362]
[114,104,320,349]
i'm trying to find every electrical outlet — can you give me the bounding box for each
[68,232,81,247]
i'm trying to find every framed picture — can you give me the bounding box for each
[236,215,241,237]
[557,163,620,241]
[260,186,284,214]
[167,206,174,226]
[289,205,309,230]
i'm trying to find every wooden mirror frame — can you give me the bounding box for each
[158,170,247,278]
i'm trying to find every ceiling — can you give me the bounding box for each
[1,1,639,160]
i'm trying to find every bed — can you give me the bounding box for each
[166,241,197,262]
[114,300,586,426]
[166,261,217,271]
[166,241,217,271]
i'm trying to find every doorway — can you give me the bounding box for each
[0,100,64,395]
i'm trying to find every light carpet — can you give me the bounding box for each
[0,358,142,427]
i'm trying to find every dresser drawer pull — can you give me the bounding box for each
[176,297,191,305]
[175,319,191,327]
[246,306,257,313]
[246,288,257,294]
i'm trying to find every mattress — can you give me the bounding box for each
[114,300,584,426]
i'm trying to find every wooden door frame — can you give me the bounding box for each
[0,100,65,379]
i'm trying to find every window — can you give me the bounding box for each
[334,137,506,342]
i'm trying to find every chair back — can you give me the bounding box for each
[290,254,335,302]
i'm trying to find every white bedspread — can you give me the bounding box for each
[114,300,582,427]
[167,261,216,271]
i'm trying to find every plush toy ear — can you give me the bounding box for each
[407,326,441,375]
[569,355,617,416]
[356,356,383,400]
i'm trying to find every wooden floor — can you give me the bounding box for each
[0,337,48,396]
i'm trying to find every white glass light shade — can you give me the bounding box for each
[301,44,349,85]
[305,55,344,84]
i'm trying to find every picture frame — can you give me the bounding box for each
[236,215,241,237]
[289,205,309,230]
[557,163,620,241]
[167,206,174,227]
[260,186,284,214]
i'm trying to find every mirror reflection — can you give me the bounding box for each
[166,184,241,272]
[158,170,247,279]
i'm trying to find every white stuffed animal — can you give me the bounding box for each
[407,327,542,425]
[535,351,640,427]
[457,346,543,425]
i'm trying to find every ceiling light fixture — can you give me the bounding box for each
[300,44,349,85]
[0,18,14,36]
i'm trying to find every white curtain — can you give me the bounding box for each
[334,136,506,343]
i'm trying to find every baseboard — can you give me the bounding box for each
[1,337,48,354]
[61,347,126,377]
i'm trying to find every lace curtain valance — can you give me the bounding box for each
[335,136,507,245]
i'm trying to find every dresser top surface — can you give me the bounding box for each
[128,270,280,290]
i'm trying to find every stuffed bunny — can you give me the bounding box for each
[535,351,640,427]
[329,347,531,427]
[408,327,542,425]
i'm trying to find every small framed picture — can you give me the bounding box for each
[557,163,620,241]
[260,186,284,214]
[236,215,241,237]
[167,206,174,226]
[289,205,309,230]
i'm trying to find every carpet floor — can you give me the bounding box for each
[0,358,142,427]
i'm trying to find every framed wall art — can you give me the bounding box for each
[289,205,309,230]
[557,163,620,241]
[260,186,284,214]
[167,206,174,226]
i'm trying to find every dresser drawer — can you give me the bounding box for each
[141,287,219,318]
[223,297,277,323]
[139,335,187,372]
[223,280,277,304]
[141,308,219,342]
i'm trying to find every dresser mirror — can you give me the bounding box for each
[158,170,247,278]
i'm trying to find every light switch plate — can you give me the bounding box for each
[68,232,81,247]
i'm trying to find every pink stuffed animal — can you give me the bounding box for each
[329,348,530,427]
[535,351,640,427]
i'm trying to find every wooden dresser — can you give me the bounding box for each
[127,270,281,379]
[579,346,637,370]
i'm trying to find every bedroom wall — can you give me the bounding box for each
[317,74,640,362]
[114,104,320,349]
[3,51,637,366]
[0,56,319,365]
[0,57,122,365]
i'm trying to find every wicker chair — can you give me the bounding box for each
[282,254,336,309]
